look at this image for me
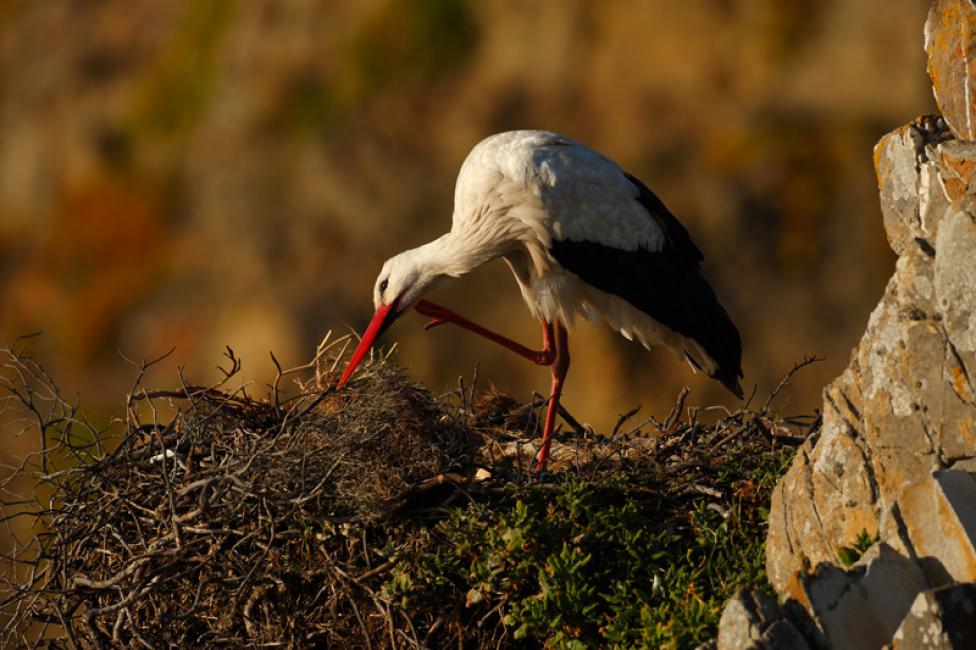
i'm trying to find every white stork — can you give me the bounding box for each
[338,130,743,471]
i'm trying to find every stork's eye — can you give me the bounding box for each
[379,279,389,295]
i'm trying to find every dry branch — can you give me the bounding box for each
[0,339,817,648]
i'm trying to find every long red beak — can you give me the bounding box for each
[337,303,396,388]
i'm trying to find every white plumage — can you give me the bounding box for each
[340,130,743,471]
[443,130,720,371]
[455,131,666,252]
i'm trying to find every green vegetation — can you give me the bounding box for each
[837,529,881,567]
[386,447,793,649]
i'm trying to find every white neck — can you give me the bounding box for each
[414,229,511,279]
[378,219,521,311]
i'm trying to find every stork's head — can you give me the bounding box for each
[371,247,447,312]
[338,244,450,387]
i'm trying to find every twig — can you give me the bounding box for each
[763,355,824,413]
[611,406,641,438]
[664,387,691,431]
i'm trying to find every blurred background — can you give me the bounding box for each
[0,0,937,439]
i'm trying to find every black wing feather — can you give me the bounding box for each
[624,172,703,265]
[550,173,743,397]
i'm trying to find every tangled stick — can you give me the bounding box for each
[0,335,817,648]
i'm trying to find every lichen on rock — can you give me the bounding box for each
[766,112,976,603]
[925,0,976,142]
[721,3,976,647]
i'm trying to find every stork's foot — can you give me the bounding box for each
[422,317,447,331]
[414,301,452,331]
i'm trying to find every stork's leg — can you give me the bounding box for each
[536,322,570,473]
[415,299,555,365]
[415,299,569,472]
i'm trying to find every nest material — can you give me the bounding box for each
[0,338,819,648]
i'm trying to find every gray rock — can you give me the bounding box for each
[766,123,976,598]
[788,544,930,650]
[874,123,925,256]
[717,589,779,648]
[926,0,976,142]
[757,9,976,648]
[898,470,976,583]
[716,589,810,650]
[891,583,976,649]
[757,620,811,650]
[934,199,976,410]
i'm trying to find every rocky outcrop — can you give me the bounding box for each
[719,2,976,648]
[764,112,976,598]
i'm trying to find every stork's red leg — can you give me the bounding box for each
[535,322,570,472]
[415,299,569,472]
[415,300,555,365]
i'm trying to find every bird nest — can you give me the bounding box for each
[0,336,819,648]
